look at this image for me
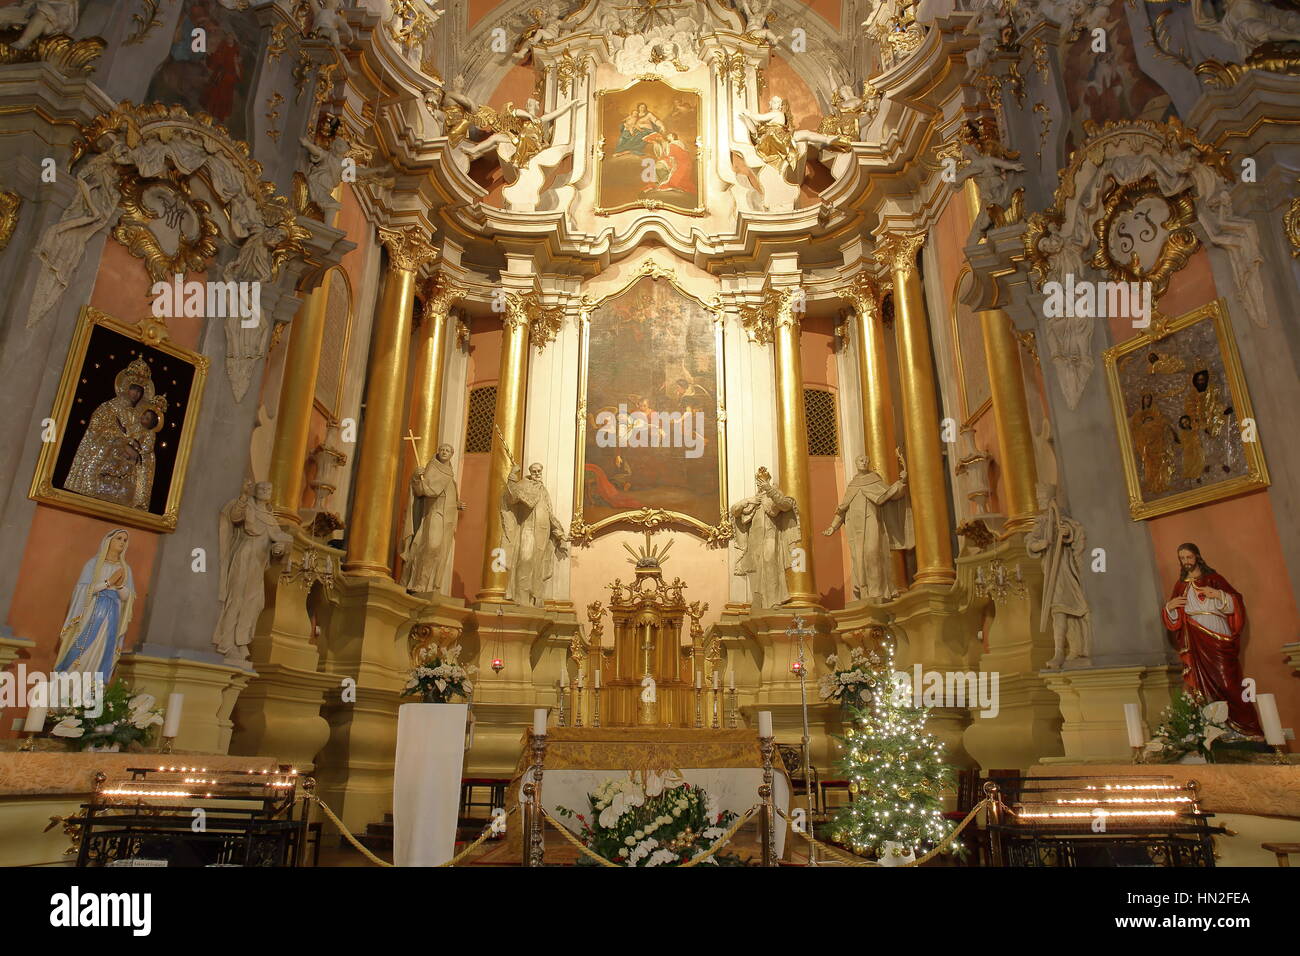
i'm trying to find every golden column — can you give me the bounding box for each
[269,276,332,522]
[476,291,534,602]
[874,232,954,587]
[770,286,819,606]
[980,308,1039,531]
[839,272,905,586]
[343,226,437,577]
[407,274,464,462]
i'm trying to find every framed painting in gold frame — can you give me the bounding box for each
[570,264,730,545]
[594,76,705,217]
[29,307,208,533]
[1103,299,1268,521]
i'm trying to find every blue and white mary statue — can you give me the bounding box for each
[53,529,135,684]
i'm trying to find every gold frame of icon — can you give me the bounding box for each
[29,306,208,533]
[1103,298,1268,521]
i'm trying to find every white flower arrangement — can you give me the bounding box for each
[818,646,879,705]
[558,778,745,867]
[403,644,478,703]
[45,680,166,752]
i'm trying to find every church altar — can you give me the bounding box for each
[505,727,792,860]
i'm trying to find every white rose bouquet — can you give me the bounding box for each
[403,644,477,704]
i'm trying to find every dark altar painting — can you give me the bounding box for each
[580,276,721,529]
[1104,300,1268,521]
[596,78,703,215]
[145,0,261,143]
[1061,0,1168,153]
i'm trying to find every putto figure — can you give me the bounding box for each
[1161,542,1262,736]
[730,466,800,609]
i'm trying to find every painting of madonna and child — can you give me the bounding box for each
[581,277,722,529]
[597,80,702,215]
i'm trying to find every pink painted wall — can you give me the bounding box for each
[801,316,847,608]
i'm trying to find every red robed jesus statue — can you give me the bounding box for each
[1160,542,1262,736]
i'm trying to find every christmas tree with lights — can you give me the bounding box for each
[829,637,954,862]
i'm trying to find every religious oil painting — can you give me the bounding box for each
[144,0,263,143]
[596,78,703,216]
[30,307,208,533]
[1104,299,1268,520]
[576,274,724,536]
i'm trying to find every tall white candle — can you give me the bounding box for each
[533,708,548,736]
[727,668,735,690]
[577,673,585,691]
[712,671,719,691]
[594,669,601,689]
[758,711,773,738]
[22,706,47,733]
[1256,694,1285,746]
[162,693,184,739]
[1122,703,1144,748]
[695,670,702,689]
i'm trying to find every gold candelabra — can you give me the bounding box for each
[523,729,547,867]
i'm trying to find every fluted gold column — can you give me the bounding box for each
[874,232,954,586]
[981,308,1039,530]
[771,287,819,605]
[407,274,464,463]
[476,292,533,602]
[343,227,436,577]
[269,275,332,522]
[840,273,905,586]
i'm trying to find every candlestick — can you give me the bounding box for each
[573,676,583,728]
[758,710,773,738]
[533,708,548,737]
[695,670,702,689]
[522,723,548,867]
[694,685,703,728]
[728,687,738,728]
[593,685,601,728]
[758,727,777,867]
[727,667,735,690]
[594,668,601,689]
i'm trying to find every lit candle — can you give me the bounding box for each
[1123,703,1144,749]
[162,693,184,739]
[533,708,548,737]
[1256,694,1285,746]
[727,668,735,690]
[22,706,47,733]
[594,669,601,689]
[695,670,702,689]
[712,671,719,691]
[758,711,773,738]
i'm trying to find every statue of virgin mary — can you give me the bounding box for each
[53,529,136,684]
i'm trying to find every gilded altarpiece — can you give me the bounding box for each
[595,77,704,216]
[573,272,727,540]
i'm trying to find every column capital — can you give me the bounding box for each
[378,226,437,274]
[421,272,465,318]
[739,287,803,345]
[872,231,926,281]
[501,290,566,351]
[836,270,881,317]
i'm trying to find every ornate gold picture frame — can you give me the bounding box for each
[594,76,705,217]
[570,263,730,545]
[1104,298,1268,520]
[29,307,208,533]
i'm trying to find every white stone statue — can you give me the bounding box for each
[1024,488,1092,669]
[461,98,577,211]
[215,481,292,666]
[736,95,850,211]
[28,140,131,328]
[952,124,1026,239]
[311,0,355,53]
[730,466,801,609]
[501,463,568,607]
[1191,0,1300,61]
[401,443,465,594]
[965,2,1006,74]
[298,136,350,216]
[823,452,914,603]
[0,0,78,50]
[513,6,567,62]
[740,0,783,45]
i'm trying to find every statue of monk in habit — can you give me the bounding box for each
[501,462,568,607]
[400,443,465,594]
[214,481,292,666]
[730,466,801,609]
[823,452,913,602]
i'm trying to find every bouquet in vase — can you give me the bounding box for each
[403,644,477,704]
[46,680,165,752]
[818,646,879,707]
[1143,690,1230,764]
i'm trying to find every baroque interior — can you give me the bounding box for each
[1,0,1299,869]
